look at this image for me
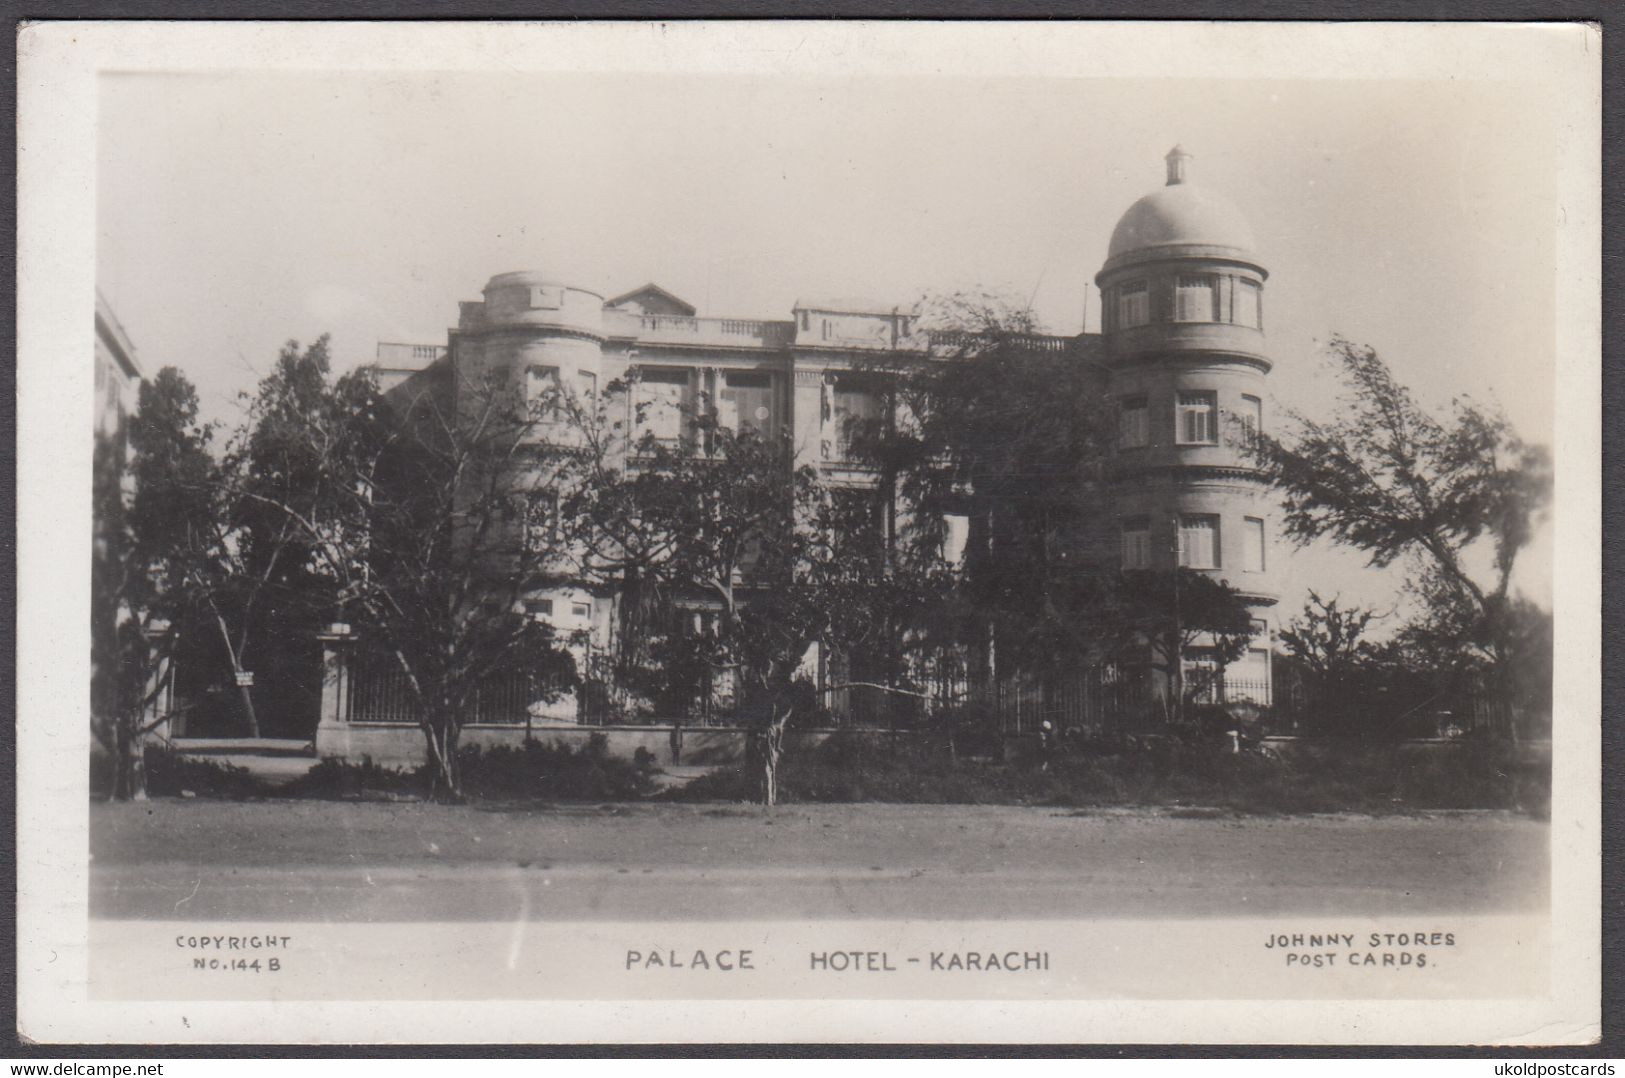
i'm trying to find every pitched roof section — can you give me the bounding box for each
[604,283,697,317]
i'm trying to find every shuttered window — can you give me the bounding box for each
[1174,274,1216,322]
[1116,281,1149,328]
[1243,517,1266,572]
[1177,391,1218,444]
[1178,515,1219,569]
[1234,280,1262,328]
[1119,396,1149,448]
[1238,394,1263,442]
[1121,520,1151,570]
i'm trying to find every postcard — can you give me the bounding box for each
[16,19,1600,1045]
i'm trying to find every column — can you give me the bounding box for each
[140,619,177,743]
[790,367,826,470]
[314,622,355,759]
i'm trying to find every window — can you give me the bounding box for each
[831,380,883,460]
[1118,396,1149,448]
[1178,515,1219,569]
[1120,519,1151,570]
[718,371,776,438]
[833,488,888,560]
[1234,280,1262,328]
[1237,394,1263,442]
[577,370,597,404]
[1174,274,1217,322]
[1116,281,1149,328]
[635,368,690,442]
[1243,517,1266,572]
[526,365,562,418]
[1177,391,1218,444]
[523,598,553,618]
[571,601,592,620]
[523,491,560,552]
[739,532,767,572]
[942,513,970,569]
[1226,647,1273,704]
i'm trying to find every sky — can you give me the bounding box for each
[97,68,1559,622]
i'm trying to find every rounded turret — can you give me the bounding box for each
[1099,149,1278,621]
[452,270,606,440]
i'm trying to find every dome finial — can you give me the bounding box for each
[1165,145,1193,186]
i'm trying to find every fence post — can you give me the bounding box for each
[314,623,355,759]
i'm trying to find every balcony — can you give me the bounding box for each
[925,331,1076,355]
[608,310,795,350]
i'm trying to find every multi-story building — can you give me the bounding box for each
[372,147,1276,722]
[92,292,145,724]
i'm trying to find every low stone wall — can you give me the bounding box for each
[1260,735,1551,768]
[316,722,844,770]
[314,719,1555,773]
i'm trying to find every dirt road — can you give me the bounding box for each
[90,800,1547,921]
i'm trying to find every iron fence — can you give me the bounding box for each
[342,641,1544,744]
[348,646,555,726]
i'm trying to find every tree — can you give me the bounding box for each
[239,360,579,801]
[1251,338,1552,717]
[1112,569,1258,725]
[855,292,1119,682]
[566,412,929,805]
[191,338,351,738]
[856,293,1264,731]
[1278,591,1381,735]
[97,367,222,797]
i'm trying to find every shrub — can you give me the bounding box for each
[275,757,424,800]
[662,729,1548,815]
[458,737,657,802]
[143,746,263,800]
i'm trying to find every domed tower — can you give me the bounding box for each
[454,270,606,438]
[1096,147,1277,699]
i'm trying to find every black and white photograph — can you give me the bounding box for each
[17,20,1601,1045]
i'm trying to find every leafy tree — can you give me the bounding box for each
[108,343,349,755]
[1278,591,1381,735]
[213,337,356,737]
[566,411,932,804]
[242,362,578,801]
[854,293,1118,681]
[858,293,1261,730]
[1251,338,1552,719]
[97,367,221,797]
[1112,569,1258,725]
